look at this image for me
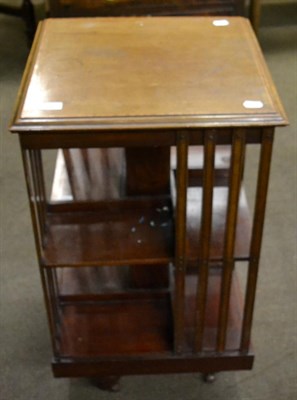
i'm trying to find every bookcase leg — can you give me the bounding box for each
[91,376,121,392]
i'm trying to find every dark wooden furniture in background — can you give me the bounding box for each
[47,0,261,32]
[47,0,245,16]
[11,16,287,390]
[0,0,36,42]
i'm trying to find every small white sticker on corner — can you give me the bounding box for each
[39,102,63,111]
[243,100,264,109]
[213,19,230,27]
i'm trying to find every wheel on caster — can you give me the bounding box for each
[203,373,216,383]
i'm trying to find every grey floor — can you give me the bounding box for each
[0,9,296,400]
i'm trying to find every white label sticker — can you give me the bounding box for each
[213,19,230,27]
[39,102,63,111]
[243,100,264,109]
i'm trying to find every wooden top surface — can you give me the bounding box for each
[11,17,287,132]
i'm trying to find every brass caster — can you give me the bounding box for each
[203,373,216,383]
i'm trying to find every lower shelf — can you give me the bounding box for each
[58,292,173,358]
[53,266,252,377]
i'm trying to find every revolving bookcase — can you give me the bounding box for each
[10,16,287,390]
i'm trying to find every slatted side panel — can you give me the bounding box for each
[21,149,47,255]
[21,148,61,356]
[191,129,247,354]
[191,127,274,356]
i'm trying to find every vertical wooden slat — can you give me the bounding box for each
[217,129,246,352]
[174,131,189,354]
[81,148,91,178]
[34,149,47,201]
[62,149,78,200]
[42,268,61,356]
[195,130,216,352]
[240,128,274,352]
[29,149,46,237]
[46,268,61,330]
[21,148,43,261]
[34,149,47,232]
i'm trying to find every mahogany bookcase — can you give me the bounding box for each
[10,16,287,390]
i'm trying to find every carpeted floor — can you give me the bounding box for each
[0,7,296,400]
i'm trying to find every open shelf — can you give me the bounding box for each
[57,266,130,296]
[55,266,245,359]
[44,186,251,267]
[58,292,173,358]
[44,197,174,267]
